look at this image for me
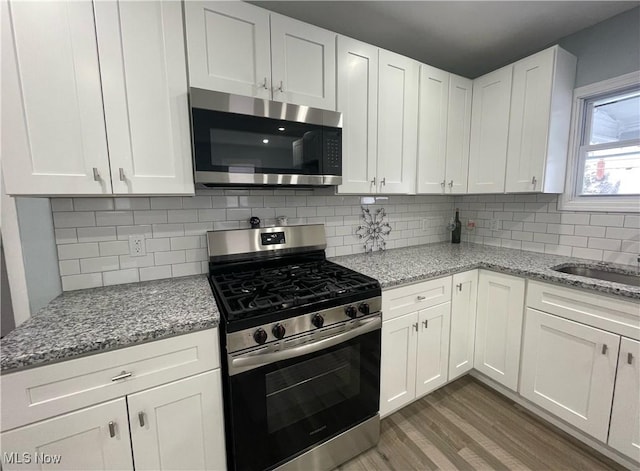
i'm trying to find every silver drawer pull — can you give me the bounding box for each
[413,322,418,332]
[628,352,634,365]
[92,167,101,181]
[111,371,133,382]
[456,283,463,291]
[119,168,126,181]
[422,320,428,329]
[417,295,426,301]
[138,411,145,427]
[108,421,116,438]
[601,344,608,355]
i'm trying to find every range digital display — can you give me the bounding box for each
[261,232,286,245]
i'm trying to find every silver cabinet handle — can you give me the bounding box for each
[456,283,463,291]
[602,344,608,355]
[422,319,428,329]
[417,295,426,301]
[440,180,446,188]
[138,411,145,427]
[531,176,537,186]
[380,177,386,187]
[93,168,101,181]
[108,421,116,438]
[448,180,454,188]
[628,352,634,365]
[370,177,376,186]
[119,168,126,181]
[413,322,418,332]
[275,80,284,93]
[260,77,268,90]
[111,371,132,382]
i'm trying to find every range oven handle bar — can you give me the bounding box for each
[229,315,382,375]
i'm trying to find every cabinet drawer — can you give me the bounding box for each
[526,281,640,340]
[1,329,219,432]
[382,277,451,321]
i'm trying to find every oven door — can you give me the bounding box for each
[225,326,380,471]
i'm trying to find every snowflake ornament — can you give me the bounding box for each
[356,206,392,252]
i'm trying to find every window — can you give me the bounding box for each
[560,71,640,212]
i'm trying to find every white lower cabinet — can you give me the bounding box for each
[520,308,619,442]
[608,337,640,462]
[380,297,451,416]
[1,398,133,471]
[474,271,525,391]
[129,370,226,471]
[449,270,478,380]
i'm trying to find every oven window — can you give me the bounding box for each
[265,345,360,434]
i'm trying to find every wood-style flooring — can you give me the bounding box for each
[339,376,624,470]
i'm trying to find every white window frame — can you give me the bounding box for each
[559,70,640,212]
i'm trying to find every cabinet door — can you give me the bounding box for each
[128,370,226,471]
[377,50,419,194]
[1,0,111,195]
[467,65,513,193]
[520,309,619,442]
[417,64,449,194]
[415,302,451,397]
[609,337,640,462]
[95,1,194,195]
[445,75,472,194]
[449,270,478,380]
[336,37,378,194]
[505,48,555,193]
[474,271,525,391]
[381,312,418,417]
[270,14,336,109]
[1,398,132,471]
[183,1,271,99]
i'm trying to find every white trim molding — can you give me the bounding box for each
[559,70,640,213]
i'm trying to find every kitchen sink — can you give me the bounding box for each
[553,265,640,286]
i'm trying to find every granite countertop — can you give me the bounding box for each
[1,275,219,373]
[332,242,640,300]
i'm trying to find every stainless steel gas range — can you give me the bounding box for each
[207,224,382,471]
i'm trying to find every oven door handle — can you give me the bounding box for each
[229,316,381,375]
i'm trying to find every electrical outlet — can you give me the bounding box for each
[129,235,146,257]
[488,219,500,230]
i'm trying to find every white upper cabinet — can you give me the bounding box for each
[468,65,513,193]
[505,46,577,193]
[336,37,378,194]
[2,0,111,195]
[95,0,194,195]
[270,14,336,109]
[445,75,472,193]
[184,2,335,109]
[377,49,419,194]
[184,1,271,99]
[609,337,640,462]
[417,68,472,194]
[417,65,449,193]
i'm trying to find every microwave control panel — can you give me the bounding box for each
[323,130,342,174]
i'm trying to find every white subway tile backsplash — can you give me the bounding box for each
[154,250,186,265]
[51,198,74,212]
[171,262,203,277]
[621,240,640,253]
[170,236,200,250]
[167,209,198,223]
[226,208,252,221]
[114,197,151,210]
[96,211,133,226]
[140,265,172,281]
[574,225,606,237]
[133,210,167,225]
[184,222,214,236]
[198,209,227,221]
[58,243,99,260]
[55,228,77,245]
[116,225,152,240]
[533,233,560,245]
[119,254,155,269]
[588,237,622,251]
[99,240,130,257]
[605,227,639,240]
[186,248,208,262]
[624,215,640,228]
[182,196,212,209]
[558,235,588,247]
[59,260,80,276]
[590,214,625,227]
[73,198,114,211]
[103,268,139,286]
[572,247,603,261]
[546,224,574,235]
[145,238,171,252]
[212,196,239,208]
[61,273,102,291]
[80,256,119,273]
[54,211,95,228]
[152,224,184,238]
[77,227,117,243]
[150,197,183,210]
[560,213,591,225]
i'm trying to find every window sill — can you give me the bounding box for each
[557,194,640,212]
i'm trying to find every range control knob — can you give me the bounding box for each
[311,314,324,328]
[345,305,358,319]
[272,323,286,339]
[358,303,370,315]
[253,328,268,345]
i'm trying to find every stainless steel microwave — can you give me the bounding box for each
[190,89,343,187]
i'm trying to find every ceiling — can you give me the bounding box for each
[250,1,639,78]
